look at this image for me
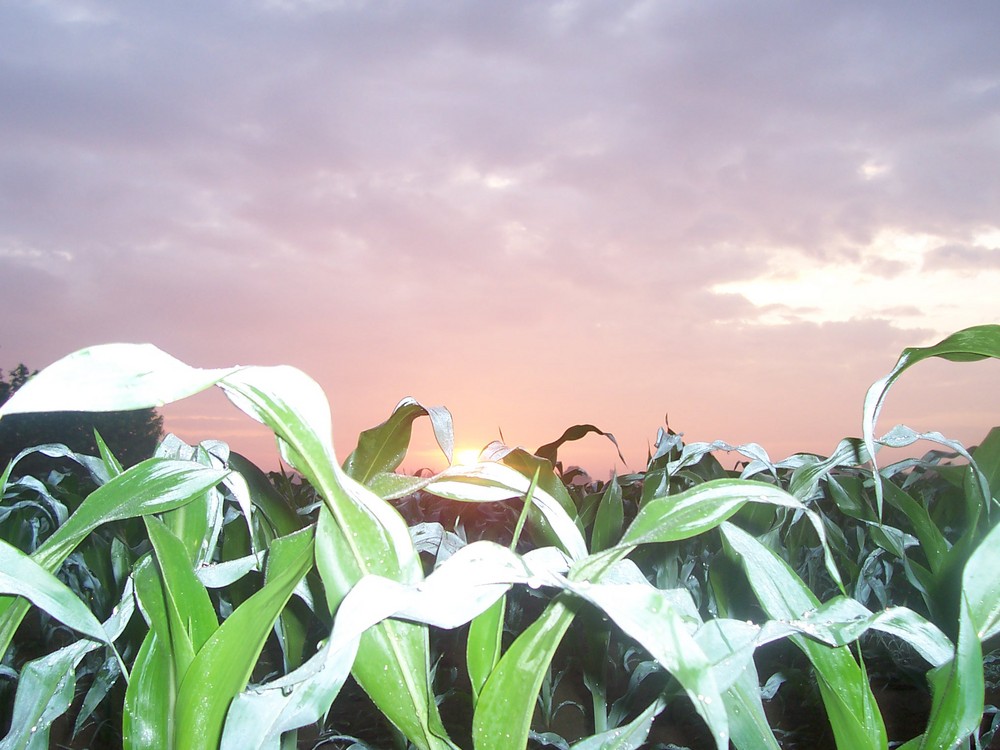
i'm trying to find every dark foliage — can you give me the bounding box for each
[0,363,164,472]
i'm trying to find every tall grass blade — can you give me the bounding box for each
[590,475,623,552]
[143,516,219,673]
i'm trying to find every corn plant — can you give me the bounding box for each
[0,324,997,749]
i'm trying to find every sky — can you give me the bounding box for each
[2,0,999,476]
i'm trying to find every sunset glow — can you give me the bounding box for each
[453,448,484,467]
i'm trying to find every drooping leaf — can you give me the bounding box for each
[862,324,1000,515]
[0,344,237,416]
[535,424,627,468]
[343,397,454,482]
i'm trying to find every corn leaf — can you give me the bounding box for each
[143,516,219,674]
[535,423,626,468]
[0,538,109,646]
[427,461,587,560]
[721,522,887,750]
[568,696,664,750]
[562,580,729,750]
[590,475,623,552]
[911,596,984,750]
[473,595,579,750]
[343,397,454,482]
[961,516,1000,641]
[0,458,228,658]
[0,343,237,415]
[723,661,781,750]
[174,526,315,750]
[467,596,506,705]
[0,639,94,750]
[0,343,453,750]
[863,324,1000,515]
[122,631,172,750]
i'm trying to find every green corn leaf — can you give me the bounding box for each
[787,438,870,503]
[314,500,453,749]
[617,478,846,593]
[721,522,887,750]
[881,480,949,574]
[621,479,791,546]
[427,461,588,560]
[31,458,230,573]
[174,526,315,750]
[467,595,506,706]
[590,474,623,553]
[4,344,453,750]
[473,595,579,750]
[143,516,219,674]
[343,397,454,482]
[5,442,111,486]
[913,595,984,750]
[122,631,173,750]
[155,437,224,566]
[562,579,729,749]
[0,458,228,658]
[568,696,665,750]
[0,638,95,750]
[0,538,109,646]
[226,452,304,536]
[970,426,1000,503]
[1,580,136,750]
[72,654,121,739]
[93,429,124,478]
[722,660,781,750]
[535,423,627,468]
[863,324,1000,515]
[0,344,237,415]
[961,517,1000,641]
[499,448,586,549]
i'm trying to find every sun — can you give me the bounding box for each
[453,447,482,466]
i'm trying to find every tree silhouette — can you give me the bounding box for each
[0,363,164,474]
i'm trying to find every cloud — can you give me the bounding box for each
[2,1,999,471]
